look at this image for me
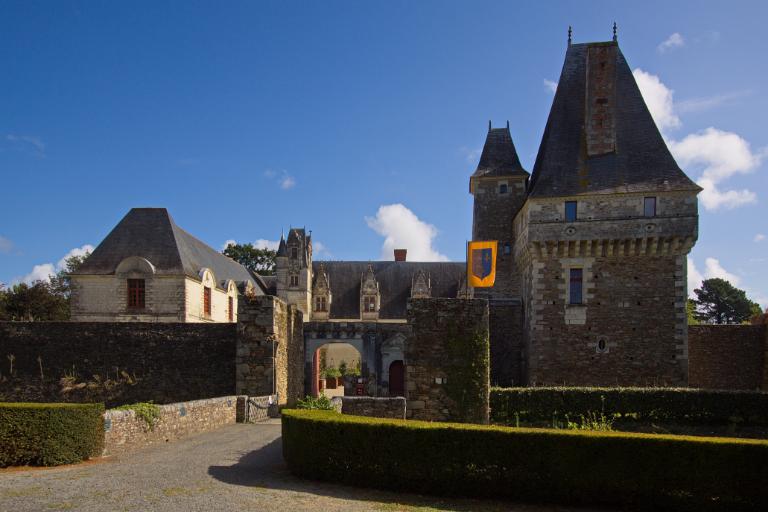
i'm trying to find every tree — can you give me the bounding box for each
[222,243,276,275]
[0,251,90,321]
[686,299,700,325]
[692,278,762,324]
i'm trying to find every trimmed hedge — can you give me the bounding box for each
[0,402,104,467]
[282,409,768,511]
[491,387,768,426]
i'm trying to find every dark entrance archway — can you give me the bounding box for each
[388,360,405,397]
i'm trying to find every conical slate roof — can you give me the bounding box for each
[471,126,529,179]
[528,41,701,197]
[74,208,258,291]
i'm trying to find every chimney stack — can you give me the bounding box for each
[394,249,407,262]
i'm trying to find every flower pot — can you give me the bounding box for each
[325,377,337,389]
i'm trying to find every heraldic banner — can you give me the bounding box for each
[467,240,497,288]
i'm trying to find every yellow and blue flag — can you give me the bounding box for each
[467,241,497,288]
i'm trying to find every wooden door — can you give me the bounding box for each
[388,360,405,397]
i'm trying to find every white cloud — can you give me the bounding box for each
[687,257,704,297]
[312,241,333,260]
[365,204,449,262]
[755,234,766,243]
[677,90,749,114]
[460,146,482,164]
[703,257,741,286]
[634,69,763,211]
[0,235,13,254]
[5,134,45,156]
[254,239,280,251]
[657,32,684,53]
[543,79,558,94]
[632,69,680,132]
[15,244,94,285]
[264,169,296,190]
[221,239,237,251]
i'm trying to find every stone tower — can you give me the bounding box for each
[276,228,313,319]
[470,123,530,298]
[470,124,529,386]
[516,37,701,386]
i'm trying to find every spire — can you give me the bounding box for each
[471,123,528,180]
[612,22,617,42]
[277,233,286,257]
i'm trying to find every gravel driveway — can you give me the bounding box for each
[0,421,604,512]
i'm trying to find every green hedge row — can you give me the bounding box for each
[490,387,768,426]
[282,409,768,511]
[0,402,104,467]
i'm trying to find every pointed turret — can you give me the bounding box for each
[470,124,529,191]
[528,39,701,197]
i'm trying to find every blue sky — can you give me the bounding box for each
[1,1,766,306]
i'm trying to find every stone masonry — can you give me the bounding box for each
[331,396,406,420]
[405,298,490,423]
[688,325,767,390]
[236,295,304,406]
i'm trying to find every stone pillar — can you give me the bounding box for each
[405,298,490,424]
[236,296,304,406]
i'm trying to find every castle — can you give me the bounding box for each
[71,35,700,391]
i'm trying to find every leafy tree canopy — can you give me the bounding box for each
[692,278,762,324]
[222,243,276,275]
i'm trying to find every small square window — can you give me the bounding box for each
[499,183,508,194]
[503,242,511,255]
[644,197,656,217]
[290,275,299,287]
[569,268,583,305]
[565,201,577,222]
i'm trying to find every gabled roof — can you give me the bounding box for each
[528,41,701,197]
[312,261,465,319]
[74,208,258,291]
[471,126,529,180]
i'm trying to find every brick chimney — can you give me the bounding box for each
[394,249,407,262]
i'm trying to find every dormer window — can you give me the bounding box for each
[290,274,299,287]
[499,183,508,194]
[127,279,145,308]
[363,296,376,312]
[315,296,327,312]
[203,286,212,316]
[291,247,298,259]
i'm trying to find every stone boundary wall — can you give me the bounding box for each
[331,396,406,420]
[688,325,767,390]
[103,395,241,456]
[406,298,490,424]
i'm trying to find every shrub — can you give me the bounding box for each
[0,402,104,467]
[490,387,768,426]
[115,401,161,431]
[282,409,768,511]
[295,395,334,410]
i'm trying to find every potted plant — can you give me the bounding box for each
[338,360,348,387]
[325,367,340,389]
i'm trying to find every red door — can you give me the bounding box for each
[388,360,405,397]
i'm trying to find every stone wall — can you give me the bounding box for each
[103,395,240,456]
[688,325,767,390]
[0,322,236,406]
[488,300,524,386]
[405,298,490,423]
[236,296,304,406]
[331,396,406,420]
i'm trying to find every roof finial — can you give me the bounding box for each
[612,22,617,42]
[506,120,509,130]
[568,25,572,46]
[488,120,491,132]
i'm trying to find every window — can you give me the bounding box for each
[363,296,376,312]
[203,286,211,316]
[503,242,511,255]
[291,247,298,259]
[315,296,327,312]
[127,279,145,308]
[569,268,583,305]
[644,197,656,217]
[499,183,508,194]
[565,201,577,222]
[290,274,299,287]
[228,296,234,322]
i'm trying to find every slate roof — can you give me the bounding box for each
[528,41,701,197]
[74,208,259,292]
[471,126,529,180]
[313,261,465,319]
